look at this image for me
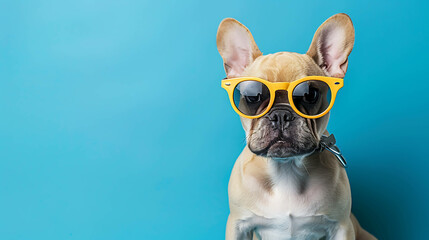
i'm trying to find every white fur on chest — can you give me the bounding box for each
[250,214,338,240]
[250,194,336,239]
[256,178,328,215]
[247,168,339,239]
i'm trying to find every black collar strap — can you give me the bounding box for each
[319,134,348,168]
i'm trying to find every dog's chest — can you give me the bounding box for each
[251,214,337,240]
[249,184,338,239]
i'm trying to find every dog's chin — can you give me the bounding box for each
[249,140,317,161]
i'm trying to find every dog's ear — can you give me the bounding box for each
[307,13,355,78]
[217,18,262,78]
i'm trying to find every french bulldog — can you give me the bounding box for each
[216,13,377,240]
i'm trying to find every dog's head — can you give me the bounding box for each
[217,14,354,160]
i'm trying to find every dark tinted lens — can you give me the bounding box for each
[292,80,331,116]
[233,81,270,116]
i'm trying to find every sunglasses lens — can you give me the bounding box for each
[292,80,332,116]
[233,81,271,116]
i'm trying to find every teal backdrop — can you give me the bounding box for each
[0,0,428,239]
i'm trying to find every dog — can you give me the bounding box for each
[216,13,377,240]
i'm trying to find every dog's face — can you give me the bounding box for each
[241,53,328,159]
[217,14,354,160]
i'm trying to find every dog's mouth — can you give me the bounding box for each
[247,110,320,159]
[249,138,318,159]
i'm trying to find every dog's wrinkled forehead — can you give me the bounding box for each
[243,52,326,83]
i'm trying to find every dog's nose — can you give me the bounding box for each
[267,108,295,129]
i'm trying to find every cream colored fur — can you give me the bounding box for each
[217,14,377,240]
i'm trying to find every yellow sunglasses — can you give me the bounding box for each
[221,76,344,119]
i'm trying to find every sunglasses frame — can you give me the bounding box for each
[221,76,344,119]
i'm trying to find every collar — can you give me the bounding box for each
[318,134,348,168]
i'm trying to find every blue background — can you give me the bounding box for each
[0,0,428,239]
